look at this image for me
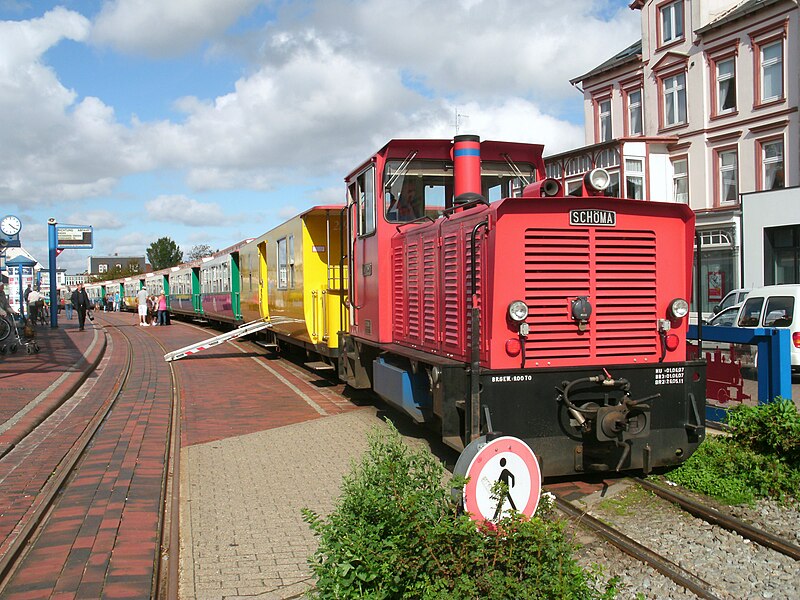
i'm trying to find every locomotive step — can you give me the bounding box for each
[304,361,335,371]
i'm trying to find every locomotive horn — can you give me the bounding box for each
[522,178,562,197]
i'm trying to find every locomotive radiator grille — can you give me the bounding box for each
[522,228,657,360]
[422,239,438,348]
[442,234,462,350]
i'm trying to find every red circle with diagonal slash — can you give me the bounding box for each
[463,436,541,522]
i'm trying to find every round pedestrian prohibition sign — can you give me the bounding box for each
[457,436,542,523]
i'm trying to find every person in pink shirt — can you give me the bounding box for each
[157,292,169,326]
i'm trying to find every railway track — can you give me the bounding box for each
[550,476,799,600]
[553,493,723,600]
[0,322,180,598]
[636,478,800,561]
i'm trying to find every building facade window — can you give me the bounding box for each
[626,89,643,135]
[625,158,645,199]
[662,73,687,127]
[717,148,738,205]
[759,138,784,190]
[759,40,783,103]
[671,157,688,203]
[596,98,612,142]
[659,0,684,46]
[716,57,736,114]
[765,225,800,285]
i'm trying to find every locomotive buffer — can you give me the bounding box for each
[164,318,277,362]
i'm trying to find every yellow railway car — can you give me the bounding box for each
[240,206,347,362]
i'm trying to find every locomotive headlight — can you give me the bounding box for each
[669,298,690,319]
[584,168,611,192]
[508,300,529,322]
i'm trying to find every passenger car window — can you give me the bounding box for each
[709,308,738,326]
[763,296,793,327]
[738,297,764,327]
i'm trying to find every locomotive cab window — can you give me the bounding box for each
[349,167,375,237]
[383,159,535,222]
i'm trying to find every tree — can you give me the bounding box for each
[185,244,213,262]
[147,237,183,270]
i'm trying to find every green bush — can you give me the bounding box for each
[303,423,618,599]
[667,399,800,505]
[727,398,800,466]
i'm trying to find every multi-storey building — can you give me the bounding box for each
[548,0,798,312]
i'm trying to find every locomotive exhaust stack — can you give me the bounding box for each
[452,134,483,202]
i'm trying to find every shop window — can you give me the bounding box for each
[595,147,620,169]
[672,157,688,203]
[605,171,621,197]
[765,225,800,285]
[625,158,644,199]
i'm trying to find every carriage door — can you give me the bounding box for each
[258,241,269,319]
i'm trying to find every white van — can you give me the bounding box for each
[736,284,800,370]
[713,288,750,314]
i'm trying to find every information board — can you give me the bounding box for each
[56,225,93,249]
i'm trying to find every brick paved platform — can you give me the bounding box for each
[0,314,106,457]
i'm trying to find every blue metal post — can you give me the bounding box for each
[17,265,25,321]
[48,218,58,328]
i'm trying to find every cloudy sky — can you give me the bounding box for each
[0,0,640,274]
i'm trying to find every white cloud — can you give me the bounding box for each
[68,210,125,230]
[145,194,228,226]
[91,0,263,57]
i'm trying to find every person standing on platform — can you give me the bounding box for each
[157,292,168,326]
[137,286,148,326]
[65,288,73,320]
[114,290,121,312]
[0,283,18,320]
[71,284,91,331]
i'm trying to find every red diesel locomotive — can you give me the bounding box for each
[336,135,706,477]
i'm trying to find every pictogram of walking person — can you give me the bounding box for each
[492,457,517,520]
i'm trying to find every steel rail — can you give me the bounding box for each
[0,329,132,588]
[554,496,724,600]
[637,478,800,561]
[152,332,181,600]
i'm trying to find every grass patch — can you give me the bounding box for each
[665,398,800,505]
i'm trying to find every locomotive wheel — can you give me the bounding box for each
[10,344,17,353]
[26,345,32,355]
[0,345,6,355]
[34,343,40,353]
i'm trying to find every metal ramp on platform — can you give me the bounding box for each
[164,318,274,362]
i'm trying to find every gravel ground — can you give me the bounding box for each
[565,482,800,600]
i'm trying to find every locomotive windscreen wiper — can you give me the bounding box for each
[384,150,418,190]
[502,153,531,187]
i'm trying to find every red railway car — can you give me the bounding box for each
[337,135,706,477]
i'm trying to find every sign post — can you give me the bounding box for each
[453,435,542,525]
[49,222,94,328]
[48,218,58,327]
